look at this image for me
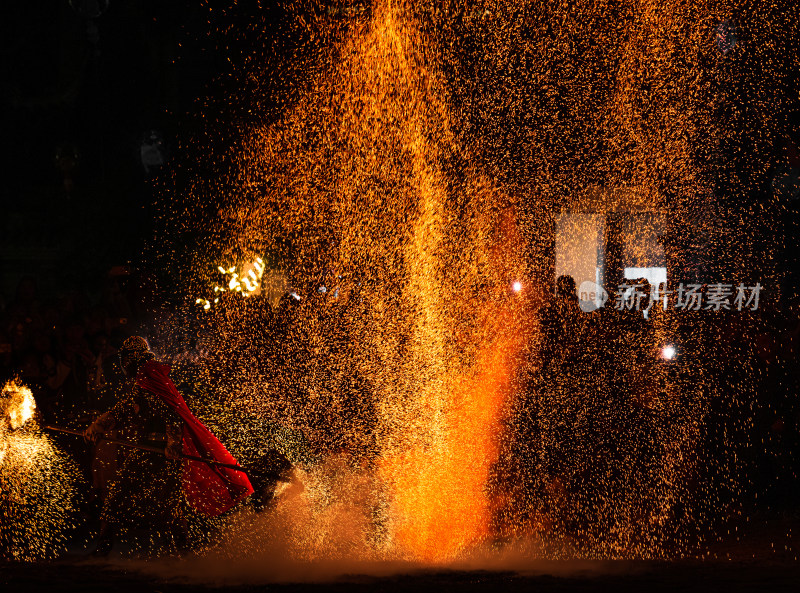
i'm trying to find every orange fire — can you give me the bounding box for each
[1,380,36,431]
[380,317,523,562]
[378,199,528,562]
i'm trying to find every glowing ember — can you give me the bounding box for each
[196,256,267,310]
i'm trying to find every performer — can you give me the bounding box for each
[84,336,253,554]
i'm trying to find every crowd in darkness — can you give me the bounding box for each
[0,272,153,422]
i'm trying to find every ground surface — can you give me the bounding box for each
[2,516,798,592]
[2,558,800,593]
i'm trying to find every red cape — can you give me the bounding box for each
[135,360,254,516]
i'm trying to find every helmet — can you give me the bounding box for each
[119,336,154,374]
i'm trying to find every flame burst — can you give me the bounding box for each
[1,381,36,431]
[157,0,533,563]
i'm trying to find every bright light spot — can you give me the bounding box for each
[512,281,523,293]
[661,345,677,360]
[197,256,267,309]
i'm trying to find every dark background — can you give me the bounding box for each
[0,0,293,299]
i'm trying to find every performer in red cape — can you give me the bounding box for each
[84,336,253,555]
[135,357,254,515]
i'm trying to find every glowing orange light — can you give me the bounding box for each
[196,256,266,309]
[2,381,36,430]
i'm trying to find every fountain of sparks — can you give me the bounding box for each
[169,0,530,565]
[154,0,797,570]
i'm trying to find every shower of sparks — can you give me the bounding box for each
[1,382,79,561]
[146,0,798,566]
